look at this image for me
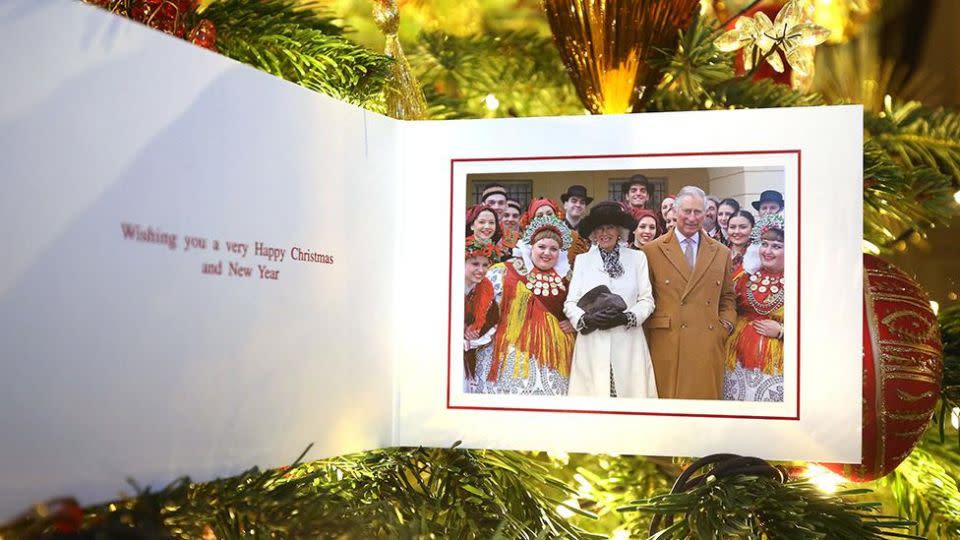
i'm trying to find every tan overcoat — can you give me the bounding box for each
[641,230,737,399]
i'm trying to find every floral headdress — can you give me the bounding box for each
[465,235,501,260]
[519,198,564,230]
[521,215,573,251]
[750,213,785,245]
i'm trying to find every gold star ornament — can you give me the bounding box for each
[714,0,830,76]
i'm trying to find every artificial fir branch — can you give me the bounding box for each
[409,31,584,118]
[1,446,599,539]
[862,139,956,250]
[942,303,960,389]
[644,14,735,111]
[202,0,391,110]
[711,76,826,109]
[936,303,960,448]
[882,442,960,538]
[867,100,960,186]
[621,474,921,539]
[643,14,826,112]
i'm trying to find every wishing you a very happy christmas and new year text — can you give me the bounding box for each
[120,222,334,281]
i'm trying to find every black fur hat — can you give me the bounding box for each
[577,201,637,238]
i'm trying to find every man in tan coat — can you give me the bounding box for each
[641,186,737,399]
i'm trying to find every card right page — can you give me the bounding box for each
[393,106,863,462]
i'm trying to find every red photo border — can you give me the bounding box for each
[447,150,801,421]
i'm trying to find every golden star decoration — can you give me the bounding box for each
[714,0,830,76]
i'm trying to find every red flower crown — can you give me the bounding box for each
[465,235,502,260]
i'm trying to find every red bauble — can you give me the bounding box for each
[130,1,154,24]
[130,0,188,37]
[823,254,943,481]
[188,19,218,51]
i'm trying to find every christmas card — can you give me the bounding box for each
[0,0,862,517]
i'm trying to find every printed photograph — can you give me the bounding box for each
[460,166,788,402]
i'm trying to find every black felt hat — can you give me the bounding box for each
[560,185,594,204]
[751,190,784,211]
[577,201,637,238]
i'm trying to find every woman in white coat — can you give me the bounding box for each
[564,202,658,398]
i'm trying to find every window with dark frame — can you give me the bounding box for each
[473,181,534,209]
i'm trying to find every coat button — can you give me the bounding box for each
[716,280,721,285]
[681,323,687,329]
[709,324,715,330]
[706,300,711,305]
[665,279,671,284]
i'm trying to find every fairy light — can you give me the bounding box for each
[611,529,630,540]
[484,93,500,111]
[862,239,880,255]
[951,407,959,430]
[804,464,846,493]
[931,301,940,316]
[954,189,960,205]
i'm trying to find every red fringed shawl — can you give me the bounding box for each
[487,263,574,382]
[465,277,496,334]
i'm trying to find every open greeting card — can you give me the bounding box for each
[0,0,862,516]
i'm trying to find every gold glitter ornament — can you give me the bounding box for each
[372,0,428,120]
[714,0,830,76]
[542,0,700,114]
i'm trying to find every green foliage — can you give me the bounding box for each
[867,99,960,186]
[879,439,960,539]
[644,14,735,111]
[861,99,959,249]
[409,31,584,119]
[621,474,920,539]
[936,303,960,450]
[862,139,956,249]
[942,303,960,388]
[644,15,825,112]
[711,77,827,109]
[203,0,392,111]
[1,446,601,539]
[542,453,676,536]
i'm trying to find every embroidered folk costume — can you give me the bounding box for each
[475,216,576,395]
[724,214,785,402]
[515,198,590,269]
[463,236,500,393]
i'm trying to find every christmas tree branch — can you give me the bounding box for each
[1,446,603,538]
[862,139,956,250]
[881,434,960,538]
[645,14,735,111]
[409,31,584,119]
[867,100,960,186]
[202,0,391,110]
[621,473,922,539]
[644,14,825,112]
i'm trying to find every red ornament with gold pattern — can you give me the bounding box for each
[84,0,216,47]
[823,255,943,481]
[188,19,218,51]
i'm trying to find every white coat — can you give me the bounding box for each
[563,245,658,398]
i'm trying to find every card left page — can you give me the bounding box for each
[0,1,399,518]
